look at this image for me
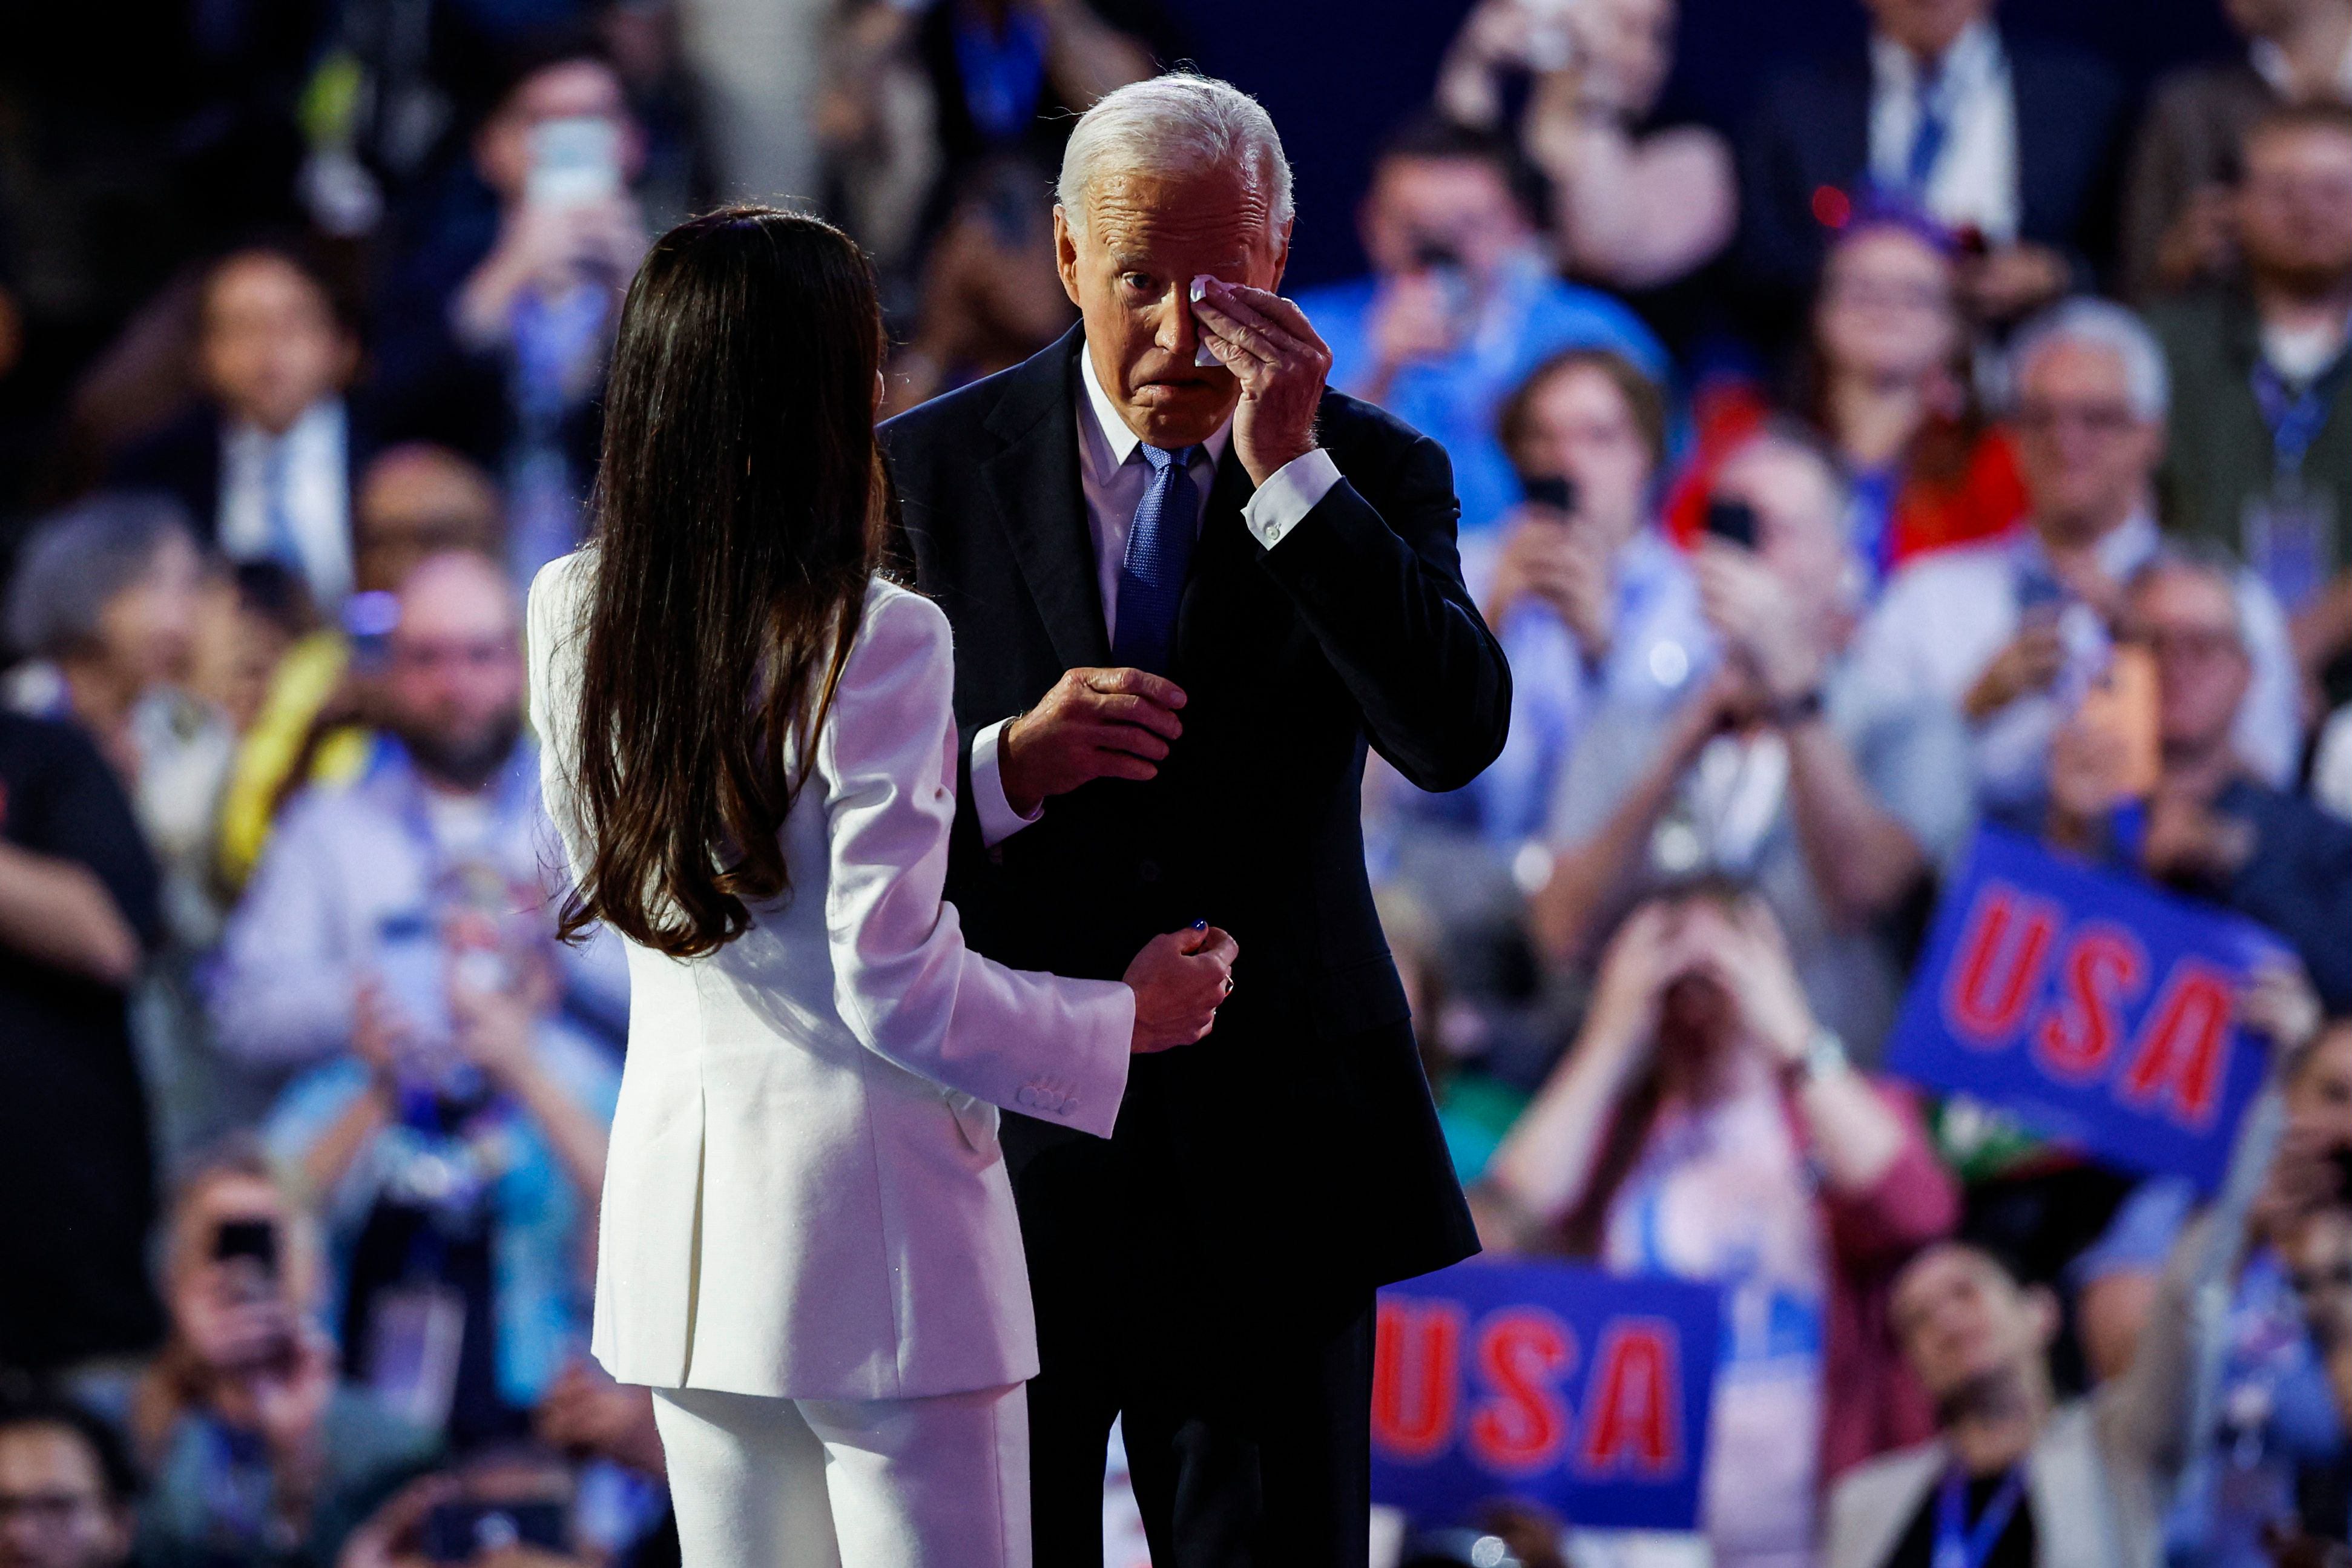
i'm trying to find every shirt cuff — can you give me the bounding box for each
[970,718,1044,848]
[1240,447,1342,550]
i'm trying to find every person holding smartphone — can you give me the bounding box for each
[1532,426,1975,1068]
[1449,346,1710,851]
[529,207,1236,1568]
[130,1150,438,1568]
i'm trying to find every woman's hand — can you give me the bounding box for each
[1124,926,1239,1053]
[1578,901,1678,1074]
[1700,897,1817,1068]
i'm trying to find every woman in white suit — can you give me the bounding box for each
[525,207,1237,1568]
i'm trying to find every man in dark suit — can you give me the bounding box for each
[114,245,371,607]
[882,72,1510,1568]
[1739,0,2126,337]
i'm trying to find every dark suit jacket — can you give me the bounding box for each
[113,401,375,555]
[881,326,1508,1304]
[1738,30,2126,326]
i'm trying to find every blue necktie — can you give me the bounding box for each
[1905,58,1949,196]
[1110,443,1200,674]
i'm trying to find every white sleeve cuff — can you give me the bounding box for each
[1240,447,1342,550]
[970,717,1044,848]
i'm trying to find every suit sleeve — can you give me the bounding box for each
[1250,429,1510,794]
[822,590,1135,1135]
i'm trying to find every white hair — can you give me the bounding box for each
[2006,297,2170,424]
[1056,73,1294,236]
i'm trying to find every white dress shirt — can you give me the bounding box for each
[217,398,354,605]
[966,346,1343,846]
[1868,21,2021,244]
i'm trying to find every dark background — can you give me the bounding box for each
[1182,0,2241,289]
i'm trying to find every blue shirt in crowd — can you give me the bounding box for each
[1298,253,1670,538]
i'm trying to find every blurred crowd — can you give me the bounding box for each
[3,0,2352,1566]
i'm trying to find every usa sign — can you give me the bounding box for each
[1886,826,2284,1191]
[1369,1260,1720,1532]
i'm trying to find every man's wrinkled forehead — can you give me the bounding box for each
[1079,167,1276,263]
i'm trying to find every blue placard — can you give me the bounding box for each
[1369,1259,1721,1532]
[1886,826,2285,1191]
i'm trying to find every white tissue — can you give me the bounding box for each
[1191,275,1221,367]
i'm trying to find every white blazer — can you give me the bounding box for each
[526,557,1135,1402]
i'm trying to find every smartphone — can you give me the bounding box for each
[214,1219,278,1277]
[2078,643,2161,799]
[1520,475,1578,515]
[526,116,623,210]
[1703,498,1759,550]
[422,1501,571,1566]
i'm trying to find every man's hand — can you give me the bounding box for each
[1364,272,1461,387]
[1000,667,1188,815]
[1963,623,2066,722]
[1192,278,1336,486]
[1693,541,1822,703]
[1489,507,1612,660]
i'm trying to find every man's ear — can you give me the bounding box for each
[1053,206,1084,309]
[1269,216,1294,293]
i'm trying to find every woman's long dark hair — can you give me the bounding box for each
[557,206,888,958]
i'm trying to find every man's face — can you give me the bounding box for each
[475,59,642,205]
[354,451,504,596]
[1711,441,1851,616]
[0,1428,127,1568]
[199,255,355,436]
[2238,128,2352,294]
[2122,565,2252,756]
[382,556,525,790]
[1359,156,1530,287]
[1891,1246,2052,1404]
[1862,0,1992,57]
[2013,341,2165,544]
[1056,163,1288,450]
[1517,364,1656,547]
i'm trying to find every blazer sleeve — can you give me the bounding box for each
[820,588,1136,1136]
[1253,429,1511,794]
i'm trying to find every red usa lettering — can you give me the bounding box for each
[1372,1304,1687,1480]
[1938,880,2239,1132]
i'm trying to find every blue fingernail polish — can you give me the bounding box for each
[1191,919,1208,931]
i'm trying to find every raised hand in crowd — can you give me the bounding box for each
[453,196,650,352]
[1963,619,2068,723]
[1691,536,1829,706]
[1484,500,1616,660]
[1363,269,1468,400]
[536,1359,665,1478]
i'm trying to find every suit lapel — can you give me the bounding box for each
[980,327,1111,671]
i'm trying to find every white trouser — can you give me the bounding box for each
[650,1383,1030,1568]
